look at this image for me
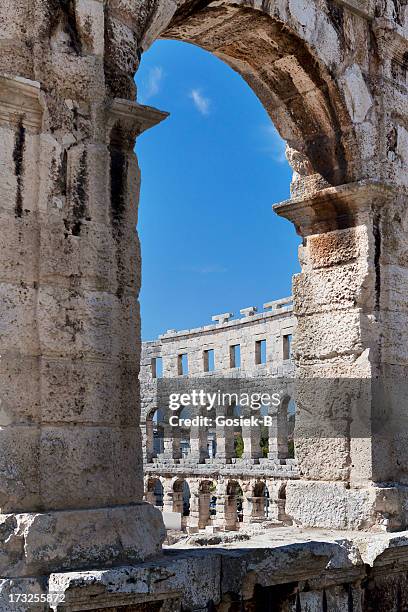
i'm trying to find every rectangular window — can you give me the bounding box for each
[283,334,292,360]
[151,357,163,378]
[230,344,241,368]
[178,353,188,375]
[255,339,266,365]
[203,349,215,372]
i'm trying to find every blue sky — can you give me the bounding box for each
[135,40,301,340]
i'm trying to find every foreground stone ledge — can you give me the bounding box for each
[286,481,408,531]
[0,504,165,578]
[1,528,404,611]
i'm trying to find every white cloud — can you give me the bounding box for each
[260,124,288,164]
[178,264,227,275]
[189,89,211,116]
[139,66,163,103]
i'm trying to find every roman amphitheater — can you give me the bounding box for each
[140,297,297,533]
[1,0,408,609]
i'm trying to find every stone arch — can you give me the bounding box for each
[179,406,192,457]
[226,479,244,528]
[145,476,164,507]
[173,477,191,517]
[198,479,217,528]
[146,407,164,462]
[132,0,364,196]
[252,481,269,520]
[268,394,296,460]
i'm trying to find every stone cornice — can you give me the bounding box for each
[108,98,169,144]
[273,180,399,236]
[0,74,42,130]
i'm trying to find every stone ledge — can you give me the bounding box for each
[0,504,165,578]
[38,527,408,611]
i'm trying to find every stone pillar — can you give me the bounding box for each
[162,484,174,514]
[145,416,155,462]
[185,482,200,532]
[159,423,182,461]
[215,406,235,462]
[198,492,212,529]
[276,182,408,531]
[0,58,168,580]
[242,414,262,461]
[188,414,208,463]
[268,405,289,460]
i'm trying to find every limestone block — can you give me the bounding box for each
[37,286,139,360]
[0,127,18,211]
[0,213,39,284]
[0,503,165,577]
[85,144,110,223]
[40,426,143,509]
[288,0,317,32]
[39,221,81,281]
[341,64,373,124]
[37,134,63,215]
[21,133,40,213]
[0,0,31,38]
[286,481,375,530]
[105,16,140,77]
[76,0,105,56]
[0,355,40,425]
[381,265,408,313]
[381,312,408,365]
[294,310,364,359]
[294,434,350,481]
[312,11,341,67]
[307,226,367,269]
[293,262,370,314]
[39,220,118,290]
[40,358,138,426]
[0,426,40,513]
[0,283,38,354]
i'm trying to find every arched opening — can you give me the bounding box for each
[146,407,165,462]
[288,399,296,460]
[233,404,244,460]
[252,481,270,520]
[146,477,164,508]
[173,478,191,517]
[266,396,297,461]
[199,480,217,529]
[178,406,191,458]
[127,0,362,532]
[159,3,356,188]
[136,39,298,341]
[226,480,244,529]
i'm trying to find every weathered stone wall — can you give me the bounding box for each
[2,0,408,607]
[140,298,296,531]
[0,0,167,582]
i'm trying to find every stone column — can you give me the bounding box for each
[185,481,200,532]
[159,423,182,461]
[0,38,168,581]
[276,182,408,531]
[268,405,289,460]
[162,481,175,514]
[242,421,262,460]
[188,409,208,462]
[198,492,212,529]
[215,405,235,462]
[145,416,155,462]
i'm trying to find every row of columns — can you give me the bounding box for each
[149,409,291,463]
[146,477,288,531]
